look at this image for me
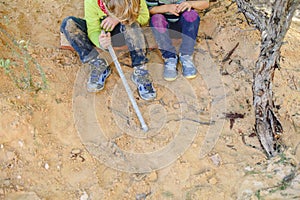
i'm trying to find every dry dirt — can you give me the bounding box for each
[0,0,300,199]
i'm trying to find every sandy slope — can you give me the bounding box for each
[0,0,299,199]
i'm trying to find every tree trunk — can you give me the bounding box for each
[235,0,300,157]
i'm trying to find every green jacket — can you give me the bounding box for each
[84,0,150,48]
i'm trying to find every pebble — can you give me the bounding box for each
[71,148,81,155]
[80,191,89,200]
[136,193,148,200]
[208,177,218,185]
[147,171,158,182]
[244,166,254,172]
[210,153,222,166]
[18,140,24,147]
[44,163,49,170]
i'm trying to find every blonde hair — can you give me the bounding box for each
[103,0,140,24]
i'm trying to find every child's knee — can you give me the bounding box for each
[151,14,168,33]
[182,10,199,23]
[130,22,141,28]
[60,16,76,32]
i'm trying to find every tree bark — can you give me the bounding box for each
[235,0,300,157]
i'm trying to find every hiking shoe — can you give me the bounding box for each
[179,54,197,79]
[87,58,111,92]
[131,65,156,101]
[163,56,178,81]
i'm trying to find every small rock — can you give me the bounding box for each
[136,192,151,200]
[80,191,89,200]
[210,153,222,166]
[136,193,147,200]
[18,140,24,148]
[16,185,25,191]
[147,171,158,182]
[71,148,81,155]
[38,161,43,167]
[244,166,254,172]
[44,163,49,170]
[208,177,218,185]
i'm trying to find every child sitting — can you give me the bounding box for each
[60,0,156,100]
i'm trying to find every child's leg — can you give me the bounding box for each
[120,23,156,100]
[178,10,200,56]
[120,23,148,67]
[60,16,99,63]
[150,15,179,81]
[149,14,177,59]
[175,10,200,79]
[61,16,111,92]
[110,23,126,47]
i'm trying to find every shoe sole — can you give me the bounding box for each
[87,68,111,93]
[164,76,178,81]
[183,74,197,79]
[140,92,156,101]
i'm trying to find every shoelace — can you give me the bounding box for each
[92,58,107,67]
[90,68,102,83]
[134,69,152,84]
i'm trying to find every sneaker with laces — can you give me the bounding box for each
[131,65,156,101]
[87,58,111,92]
[163,56,178,81]
[179,54,197,79]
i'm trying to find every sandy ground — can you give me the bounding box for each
[0,0,300,199]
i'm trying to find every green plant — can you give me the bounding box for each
[275,152,291,165]
[3,16,9,25]
[0,58,11,74]
[255,190,263,200]
[0,27,48,92]
[162,191,174,198]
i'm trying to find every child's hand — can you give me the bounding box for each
[168,4,180,16]
[176,2,192,13]
[99,31,111,49]
[100,16,119,31]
